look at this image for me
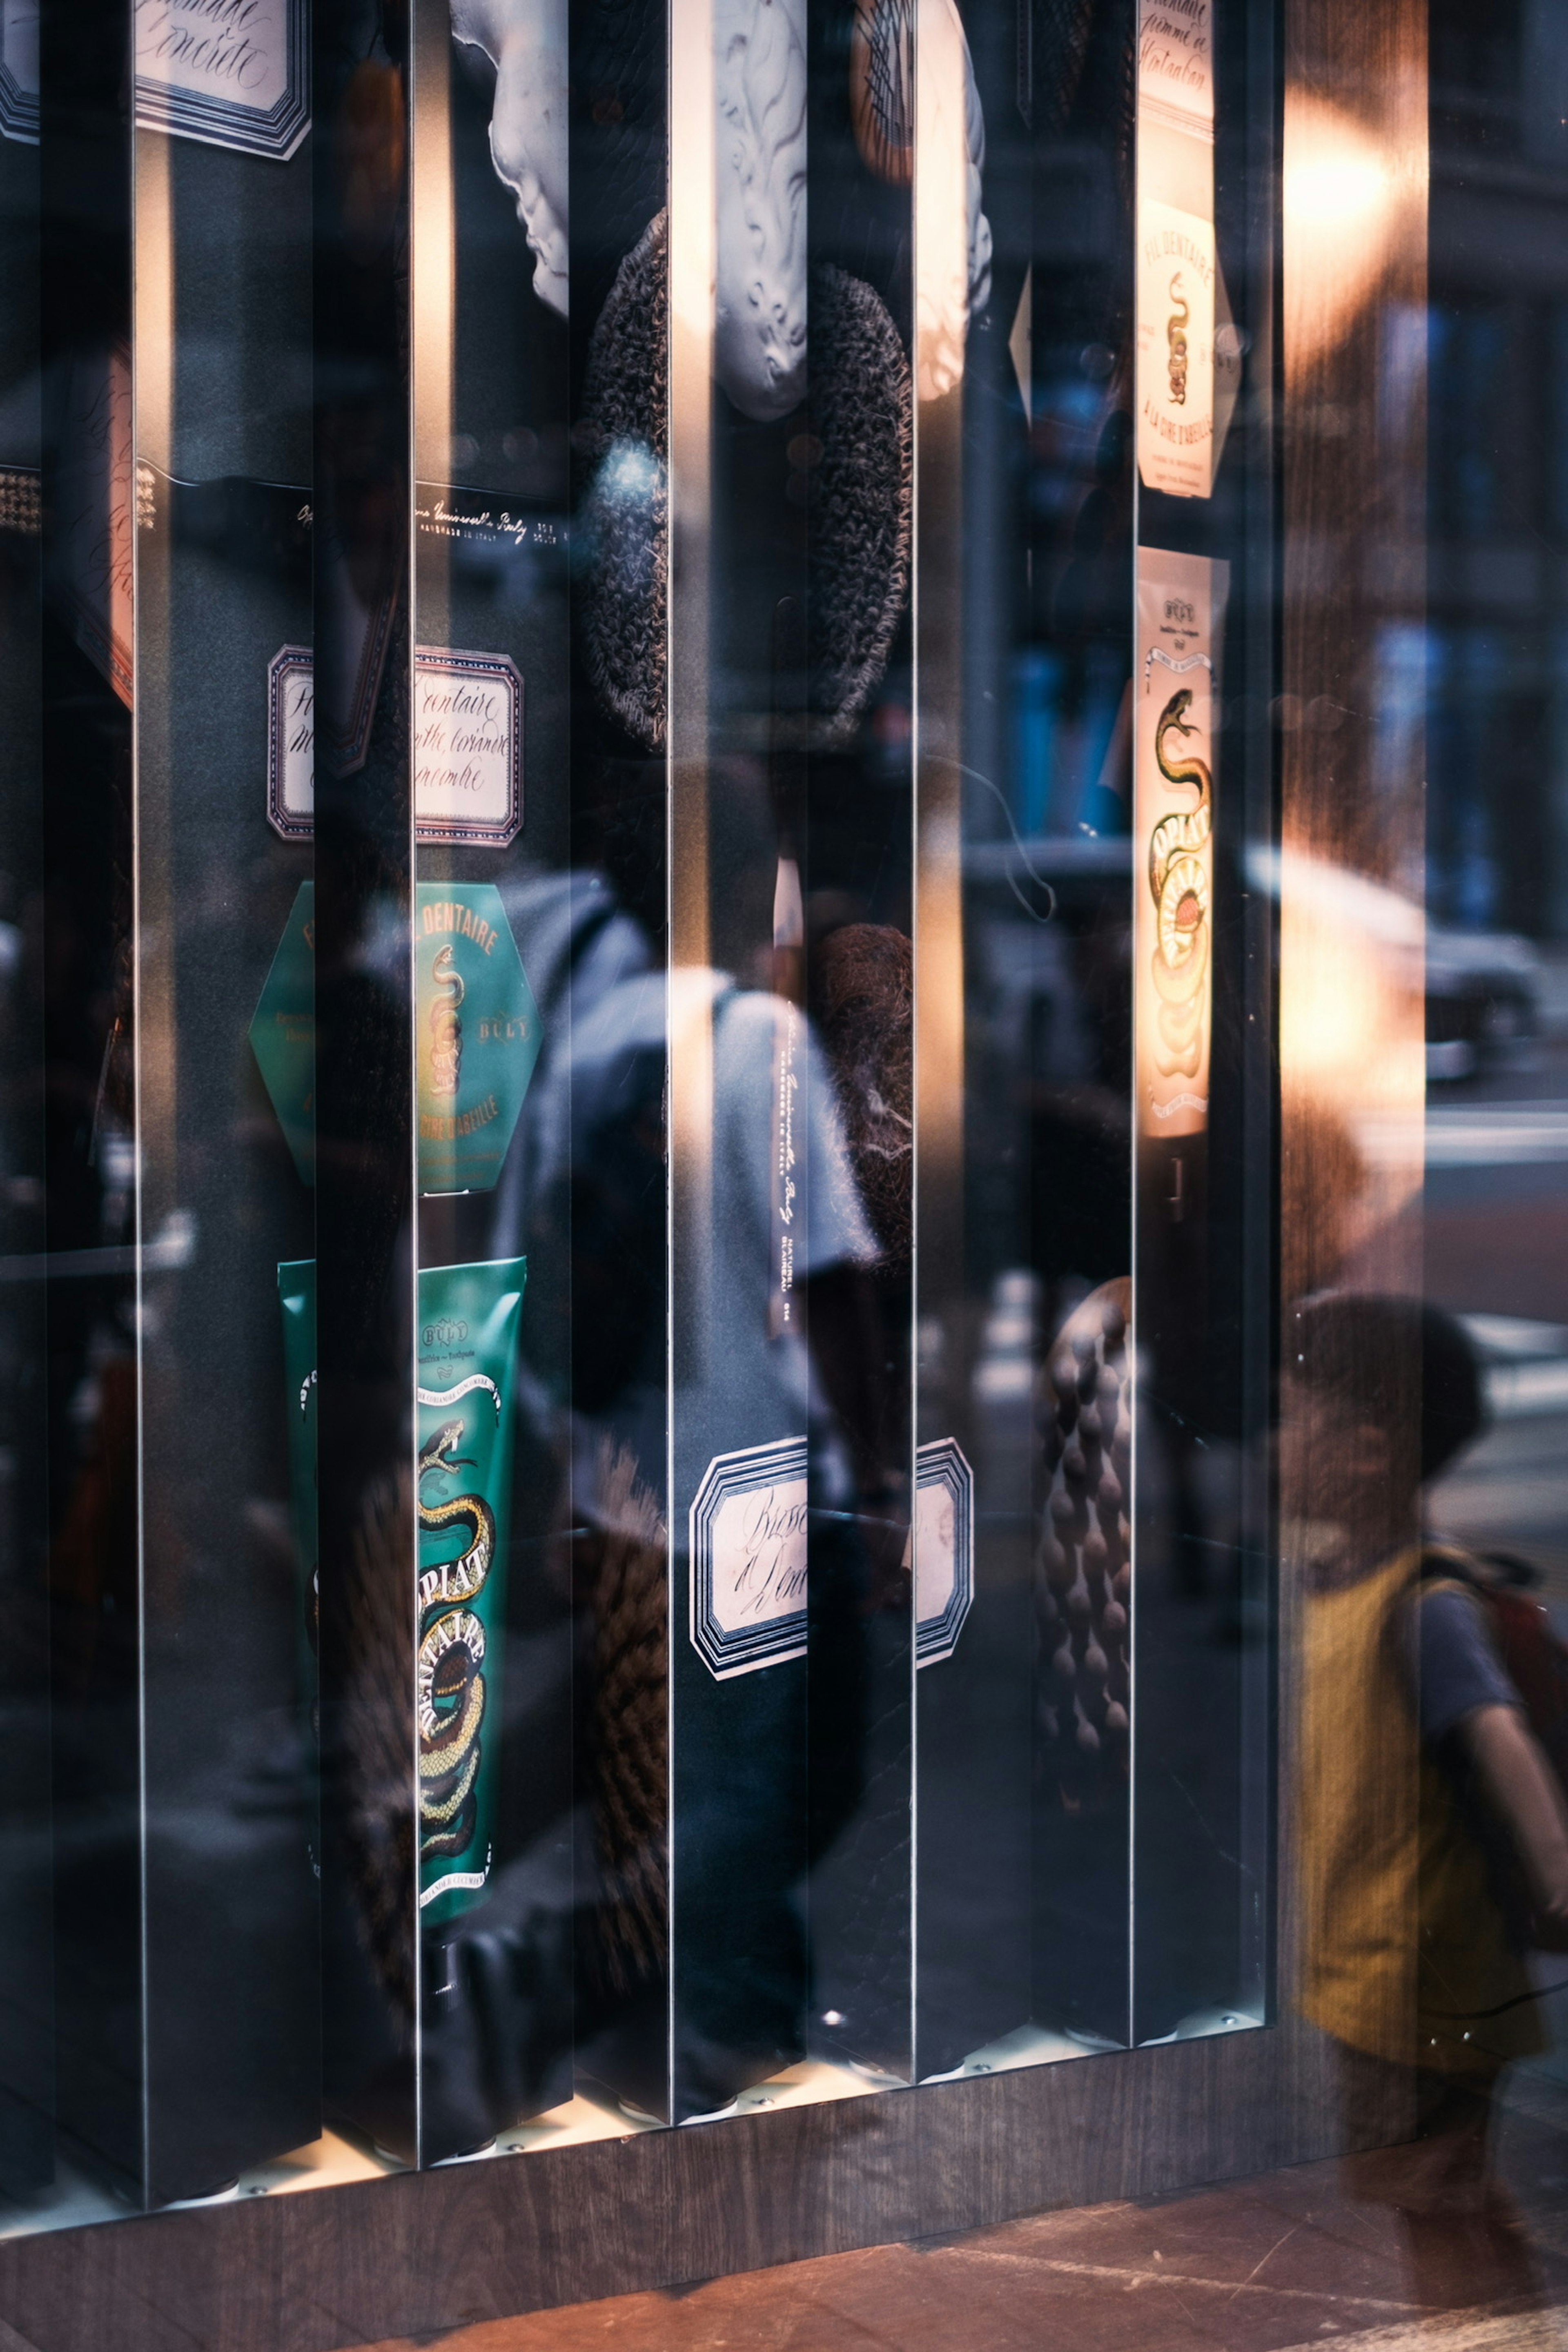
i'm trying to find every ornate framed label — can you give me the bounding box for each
[913,1438,973,1666]
[689,1436,808,1680]
[134,0,310,161]
[413,649,523,846]
[267,644,314,840]
[266,645,523,846]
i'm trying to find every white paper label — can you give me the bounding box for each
[134,0,309,161]
[1136,199,1216,501]
[1134,549,1227,1140]
[689,1436,809,1679]
[413,651,524,846]
[1138,0,1213,138]
[266,646,523,846]
[915,1477,955,1623]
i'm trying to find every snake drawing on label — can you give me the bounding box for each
[1148,685,1211,1079]
[416,1410,497,1864]
[1167,273,1189,406]
[429,942,463,1098]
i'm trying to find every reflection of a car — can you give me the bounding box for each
[964,834,1132,1311]
[1425,925,1541,1082]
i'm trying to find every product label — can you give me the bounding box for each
[265,646,523,846]
[415,1258,526,1925]
[689,1435,809,1679]
[413,651,523,846]
[415,882,541,1195]
[134,0,309,160]
[1136,198,1216,501]
[911,1437,974,1666]
[1134,550,1227,1140]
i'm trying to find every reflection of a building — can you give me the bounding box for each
[1428,4,1568,961]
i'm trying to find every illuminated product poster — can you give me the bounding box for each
[1136,199,1216,501]
[1134,550,1228,1140]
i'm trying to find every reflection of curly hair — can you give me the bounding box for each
[339,1469,418,2034]
[579,213,670,753]
[1036,1278,1131,1806]
[807,270,912,742]
[811,923,912,1274]
[585,1441,668,1997]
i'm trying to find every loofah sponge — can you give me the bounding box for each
[577,213,911,752]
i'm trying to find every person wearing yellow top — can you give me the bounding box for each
[1285,1293,1568,2307]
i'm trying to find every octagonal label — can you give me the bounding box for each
[249,881,315,1186]
[689,1435,808,1679]
[912,1438,973,1666]
[416,884,541,1194]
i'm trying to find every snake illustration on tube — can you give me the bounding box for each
[1147,686,1211,1080]
[415,1257,527,1926]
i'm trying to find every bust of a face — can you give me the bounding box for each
[452,0,569,318]
[713,0,809,421]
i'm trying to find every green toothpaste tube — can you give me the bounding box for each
[416,1256,527,1927]
[278,1259,319,1746]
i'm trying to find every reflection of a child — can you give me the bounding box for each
[1286,1294,1568,2305]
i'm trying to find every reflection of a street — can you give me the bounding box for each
[1432,1321,1568,1597]
[1425,1041,1568,2184]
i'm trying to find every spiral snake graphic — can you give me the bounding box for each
[1167,273,1189,407]
[429,943,464,1099]
[1148,686,1211,1080]
[416,1413,496,1864]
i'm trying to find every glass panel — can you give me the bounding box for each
[2,1,1567,2327]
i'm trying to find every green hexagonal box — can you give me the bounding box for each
[415,882,541,1194]
[249,881,316,1187]
[250,880,540,1194]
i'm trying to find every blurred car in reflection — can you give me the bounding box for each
[1425,924,1541,1082]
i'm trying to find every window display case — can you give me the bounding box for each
[6,0,1564,2336]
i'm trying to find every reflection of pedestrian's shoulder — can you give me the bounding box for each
[1405,1549,1523,1752]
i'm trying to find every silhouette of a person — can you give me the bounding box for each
[1286,1294,1568,2307]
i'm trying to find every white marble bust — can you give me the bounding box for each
[713,0,810,419]
[451,0,570,319]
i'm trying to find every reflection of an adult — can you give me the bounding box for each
[509,858,893,2109]
[1287,1294,1568,2307]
